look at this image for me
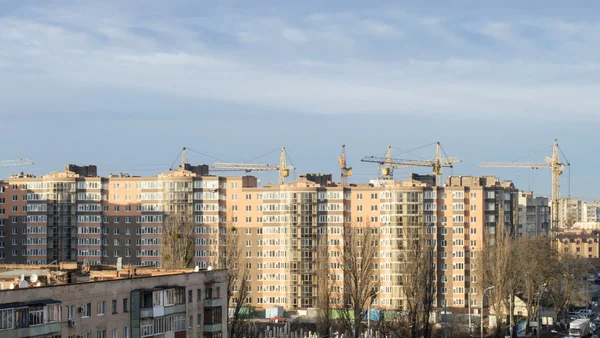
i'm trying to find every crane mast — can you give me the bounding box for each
[476,139,568,249]
[338,145,352,186]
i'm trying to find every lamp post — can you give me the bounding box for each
[481,286,495,338]
[537,283,547,338]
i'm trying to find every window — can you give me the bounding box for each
[197,314,202,327]
[188,290,193,303]
[0,308,14,329]
[112,328,118,338]
[112,300,117,314]
[123,298,129,313]
[141,324,153,337]
[97,301,106,315]
[165,288,185,305]
[67,305,74,319]
[98,329,107,338]
[204,307,223,325]
[197,289,202,301]
[82,303,91,317]
[124,327,129,338]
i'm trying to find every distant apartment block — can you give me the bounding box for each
[0,164,519,314]
[557,229,600,259]
[517,191,549,238]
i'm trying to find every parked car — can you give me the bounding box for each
[270,316,286,324]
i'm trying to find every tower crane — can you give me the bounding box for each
[476,139,568,248]
[338,145,352,186]
[0,159,34,167]
[361,142,461,184]
[209,147,295,185]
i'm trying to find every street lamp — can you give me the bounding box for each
[481,286,495,338]
[537,283,547,338]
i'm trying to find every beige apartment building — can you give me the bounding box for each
[0,265,227,338]
[557,229,600,258]
[0,164,518,314]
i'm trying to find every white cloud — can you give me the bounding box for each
[363,20,403,38]
[281,28,308,43]
[479,21,515,42]
[1,2,600,119]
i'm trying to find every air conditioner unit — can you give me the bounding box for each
[77,306,82,313]
[68,319,76,327]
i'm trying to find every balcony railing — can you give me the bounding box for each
[203,323,222,333]
[204,298,223,308]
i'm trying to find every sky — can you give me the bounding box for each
[0,0,599,199]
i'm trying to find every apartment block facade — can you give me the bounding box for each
[517,192,550,238]
[0,268,227,338]
[0,165,518,313]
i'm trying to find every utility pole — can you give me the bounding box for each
[509,290,514,337]
[444,299,448,338]
[537,284,546,338]
[482,286,495,338]
[468,292,472,336]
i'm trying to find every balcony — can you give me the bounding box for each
[13,322,62,337]
[204,298,223,308]
[204,323,223,333]
[164,303,186,316]
[140,308,153,318]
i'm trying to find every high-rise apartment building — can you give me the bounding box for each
[0,164,518,314]
[517,192,550,238]
[585,201,600,222]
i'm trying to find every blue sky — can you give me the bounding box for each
[1,0,599,199]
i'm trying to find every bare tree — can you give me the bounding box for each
[161,210,195,268]
[338,223,380,338]
[224,226,251,338]
[516,236,555,332]
[316,237,334,337]
[401,222,436,338]
[547,252,594,326]
[374,311,410,338]
[479,210,517,338]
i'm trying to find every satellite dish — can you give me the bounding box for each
[207,266,213,271]
[19,280,28,288]
[9,283,14,289]
[30,274,38,283]
[194,266,200,272]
